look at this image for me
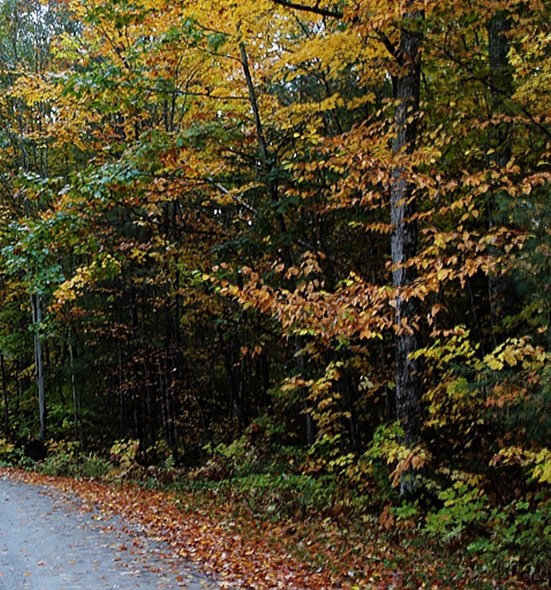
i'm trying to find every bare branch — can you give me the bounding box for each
[271,0,343,19]
[273,1,401,62]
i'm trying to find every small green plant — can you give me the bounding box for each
[424,477,488,544]
[77,454,112,480]
[163,452,176,471]
[192,436,259,481]
[0,438,31,467]
[392,499,420,528]
[109,439,140,468]
[213,436,258,475]
[38,440,80,476]
[468,495,551,578]
[107,439,144,479]
[36,440,111,480]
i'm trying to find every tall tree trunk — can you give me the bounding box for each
[487,8,514,338]
[296,335,315,446]
[68,329,83,449]
[240,42,292,269]
[30,292,46,441]
[390,6,423,498]
[1,354,9,438]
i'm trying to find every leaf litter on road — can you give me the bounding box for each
[1,467,533,590]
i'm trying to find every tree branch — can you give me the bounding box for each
[271,0,343,19]
[272,1,402,62]
[377,32,401,63]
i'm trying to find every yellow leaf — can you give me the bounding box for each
[485,355,504,371]
[499,348,518,367]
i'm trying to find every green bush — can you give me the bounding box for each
[37,440,111,479]
[422,474,551,580]
[185,471,343,521]
[424,481,488,544]
[238,472,340,519]
[189,436,259,481]
[77,454,112,480]
[38,440,80,476]
[468,495,551,579]
[0,438,33,468]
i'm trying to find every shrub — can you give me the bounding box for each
[38,440,80,476]
[468,495,551,579]
[37,440,111,480]
[0,438,26,467]
[422,472,551,581]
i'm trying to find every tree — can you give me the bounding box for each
[388,2,424,497]
[0,0,77,442]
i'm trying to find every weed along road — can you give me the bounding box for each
[0,474,219,590]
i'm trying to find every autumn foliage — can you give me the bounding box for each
[0,0,550,584]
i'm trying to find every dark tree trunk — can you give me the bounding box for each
[68,331,84,449]
[1,354,9,438]
[487,9,515,337]
[31,292,46,442]
[390,6,423,498]
[240,42,292,269]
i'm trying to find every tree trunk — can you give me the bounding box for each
[240,42,293,269]
[1,354,9,438]
[30,292,46,441]
[390,6,423,498]
[68,330,84,449]
[487,8,515,338]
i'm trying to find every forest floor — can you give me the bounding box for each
[0,468,537,590]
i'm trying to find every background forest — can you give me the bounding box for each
[0,0,550,583]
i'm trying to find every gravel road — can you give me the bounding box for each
[0,475,219,590]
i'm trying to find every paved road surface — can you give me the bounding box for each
[0,476,219,590]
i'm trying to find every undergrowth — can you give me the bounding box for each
[0,435,548,588]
